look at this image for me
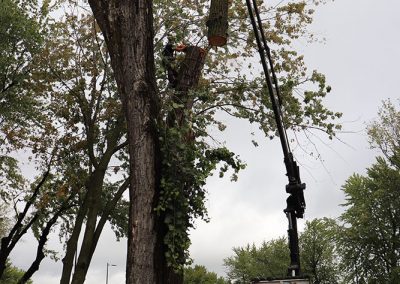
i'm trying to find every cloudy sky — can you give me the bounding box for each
[9,0,400,283]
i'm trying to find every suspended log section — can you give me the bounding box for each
[207,0,229,47]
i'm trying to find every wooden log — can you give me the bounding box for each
[166,46,207,127]
[176,46,207,96]
[207,0,229,47]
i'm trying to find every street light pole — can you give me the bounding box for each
[106,262,116,284]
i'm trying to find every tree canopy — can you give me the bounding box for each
[368,99,400,168]
[338,100,400,284]
[0,260,32,284]
[0,0,45,151]
[223,218,341,283]
[300,218,341,284]
[0,2,129,283]
[184,265,229,284]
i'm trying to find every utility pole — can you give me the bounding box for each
[106,262,116,284]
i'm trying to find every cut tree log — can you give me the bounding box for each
[167,46,207,128]
[176,46,207,95]
[207,0,229,47]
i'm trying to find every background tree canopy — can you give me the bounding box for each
[337,100,400,284]
[184,265,229,284]
[223,218,341,283]
[0,0,45,151]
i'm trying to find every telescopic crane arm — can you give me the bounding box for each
[245,0,306,277]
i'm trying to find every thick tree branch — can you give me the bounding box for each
[18,201,74,284]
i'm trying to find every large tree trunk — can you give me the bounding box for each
[60,196,88,284]
[69,167,107,284]
[87,1,165,283]
[87,2,208,283]
[18,203,68,284]
[69,178,129,284]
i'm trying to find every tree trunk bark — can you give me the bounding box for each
[69,178,129,284]
[60,196,88,284]
[87,1,164,283]
[168,46,207,126]
[207,0,229,47]
[18,204,67,284]
[70,168,107,284]
[0,238,11,279]
[176,46,207,95]
[0,171,48,278]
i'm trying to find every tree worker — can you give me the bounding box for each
[162,36,187,88]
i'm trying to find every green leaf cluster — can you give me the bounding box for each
[157,118,245,270]
[184,265,229,284]
[0,0,47,150]
[337,101,400,283]
[339,158,400,283]
[0,260,32,284]
[300,218,341,284]
[224,218,341,283]
[0,156,26,203]
[224,238,289,283]
[367,99,400,167]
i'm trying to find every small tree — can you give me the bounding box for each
[338,101,400,283]
[368,99,400,168]
[300,218,341,284]
[184,265,229,284]
[224,219,341,283]
[224,238,289,283]
[338,158,400,283]
[0,260,32,284]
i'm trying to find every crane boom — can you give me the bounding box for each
[245,0,306,277]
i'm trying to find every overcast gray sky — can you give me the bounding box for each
[10,0,400,283]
